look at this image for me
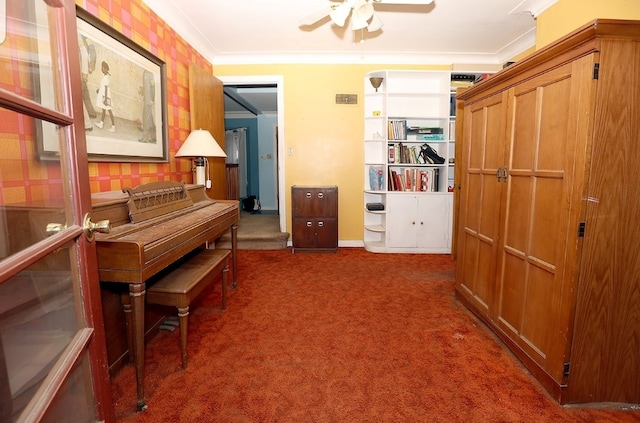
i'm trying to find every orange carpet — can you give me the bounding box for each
[112,248,640,422]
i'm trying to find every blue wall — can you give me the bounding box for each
[225,115,278,211]
[225,118,259,199]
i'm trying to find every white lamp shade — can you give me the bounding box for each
[175,129,227,158]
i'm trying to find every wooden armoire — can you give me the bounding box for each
[455,19,640,405]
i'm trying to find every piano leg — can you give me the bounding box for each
[121,293,134,364]
[128,282,147,411]
[231,222,238,289]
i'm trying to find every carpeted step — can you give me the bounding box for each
[216,231,289,250]
[215,211,289,250]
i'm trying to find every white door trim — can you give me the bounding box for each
[217,75,285,232]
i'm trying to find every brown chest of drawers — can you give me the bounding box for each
[291,186,338,253]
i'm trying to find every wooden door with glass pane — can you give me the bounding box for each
[0,1,113,422]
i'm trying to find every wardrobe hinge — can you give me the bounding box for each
[578,222,586,238]
[593,63,600,79]
[563,362,571,377]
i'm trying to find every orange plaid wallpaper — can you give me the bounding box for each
[79,0,212,193]
[0,0,211,206]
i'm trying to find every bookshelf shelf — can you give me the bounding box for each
[363,70,454,254]
[364,224,385,232]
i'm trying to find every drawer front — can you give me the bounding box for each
[292,187,337,218]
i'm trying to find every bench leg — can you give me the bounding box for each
[222,263,228,311]
[177,306,189,369]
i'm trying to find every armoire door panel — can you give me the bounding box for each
[464,173,482,225]
[467,99,504,171]
[521,264,558,354]
[537,80,572,171]
[510,89,538,170]
[502,175,531,253]
[497,64,581,381]
[479,174,500,238]
[476,240,495,305]
[530,178,564,263]
[497,251,527,336]
[458,232,478,295]
[456,91,507,318]
[458,233,492,313]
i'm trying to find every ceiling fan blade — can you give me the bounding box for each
[299,6,333,25]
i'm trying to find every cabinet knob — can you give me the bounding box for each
[318,192,324,199]
[306,192,312,198]
[412,221,416,225]
[306,221,312,227]
[318,221,324,227]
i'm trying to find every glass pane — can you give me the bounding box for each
[0,0,64,112]
[42,355,96,423]
[0,107,70,261]
[0,244,81,420]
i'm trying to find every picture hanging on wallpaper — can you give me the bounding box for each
[38,7,168,162]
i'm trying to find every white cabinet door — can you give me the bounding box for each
[387,195,451,252]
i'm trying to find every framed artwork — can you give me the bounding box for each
[40,7,168,162]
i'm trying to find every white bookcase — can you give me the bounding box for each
[364,70,453,253]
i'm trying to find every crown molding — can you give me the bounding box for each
[141,0,220,62]
[144,0,538,67]
[510,0,559,18]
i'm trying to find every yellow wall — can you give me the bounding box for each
[537,0,640,48]
[216,0,640,244]
[214,64,448,242]
[51,0,634,245]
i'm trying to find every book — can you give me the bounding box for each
[388,119,407,140]
[418,134,446,141]
[368,166,384,190]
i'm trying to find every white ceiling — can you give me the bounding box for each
[143,0,558,114]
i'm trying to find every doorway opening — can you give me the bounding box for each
[219,75,286,235]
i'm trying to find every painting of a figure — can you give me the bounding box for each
[73,9,167,162]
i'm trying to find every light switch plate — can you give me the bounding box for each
[335,94,357,105]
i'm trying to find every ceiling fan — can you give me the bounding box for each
[300,0,434,32]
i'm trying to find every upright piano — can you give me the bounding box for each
[91,181,238,411]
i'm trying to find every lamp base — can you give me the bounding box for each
[194,157,206,186]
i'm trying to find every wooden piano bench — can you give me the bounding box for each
[146,248,230,369]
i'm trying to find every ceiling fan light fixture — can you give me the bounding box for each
[366,13,383,31]
[373,0,434,3]
[329,2,351,27]
[352,1,374,30]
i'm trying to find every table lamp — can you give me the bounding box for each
[175,129,227,188]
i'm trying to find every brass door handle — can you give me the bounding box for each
[83,213,111,242]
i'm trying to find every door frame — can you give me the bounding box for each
[217,75,285,232]
[0,1,113,420]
